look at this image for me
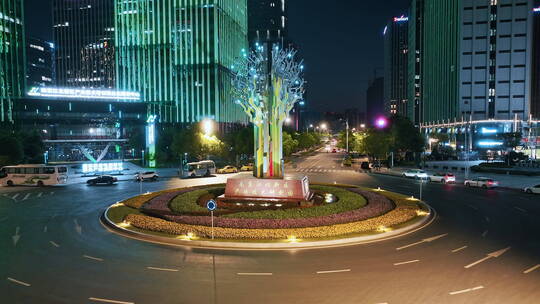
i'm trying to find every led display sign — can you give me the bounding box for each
[394,15,408,22]
[27,87,141,101]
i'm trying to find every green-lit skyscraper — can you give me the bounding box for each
[408,0,460,125]
[0,0,25,123]
[115,0,248,124]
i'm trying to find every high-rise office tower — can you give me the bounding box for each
[459,0,535,121]
[248,0,288,46]
[531,1,540,118]
[52,0,115,88]
[26,37,55,88]
[0,0,25,123]
[366,77,384,126]
[115,0,248,124]
[384,15,409,117]
[408,0,424,125]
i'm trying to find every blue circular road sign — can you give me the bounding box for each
[206,199,217,211]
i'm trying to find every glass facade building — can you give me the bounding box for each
[115,0,248,124]
[26,37,55,88]
[408,0,424,125]
[532,0,540,118]
[248,0,288,45]
[0,0,25,123]
[53,0,115,88]
[384,16,409,116]
[421,0,461,125]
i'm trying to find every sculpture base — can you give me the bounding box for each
[217,175,313,208]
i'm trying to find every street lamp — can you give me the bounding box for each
[202,118,214,136]
[360,124,366,129]
[285,117,292,124]
[320,123,327,130]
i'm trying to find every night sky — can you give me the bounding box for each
[24,0,410,113]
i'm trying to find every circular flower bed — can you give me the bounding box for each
[106,184,426,240]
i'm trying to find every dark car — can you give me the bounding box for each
[87,175,117,185]
[361,162,371,171]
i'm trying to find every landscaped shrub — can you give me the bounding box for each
[169,187,225,213]
[161,188,391,229]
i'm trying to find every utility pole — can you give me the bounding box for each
[346,119,349,153]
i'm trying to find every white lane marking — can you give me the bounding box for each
[468,204,479,210]
[481,230,488,238]
[88,297,134,304]
[237,272,273,276]
[49,191,54,195]
[11,193,20,200]
[21,193,31,201]
[7,277,31,287]
[396,233,448,250]
[514,206,527,213]
[464,247,511,269]
[49,241,60,248]
[452,246,468,253]
[393,259,420,266]
[449,286,484,295]
[316,269,351,274]
[37,192,43,198]
[484,216,490,222]
[43,226,48,233]
[146,267,179,272]
[83,255,104,262]
[523,264,540,274]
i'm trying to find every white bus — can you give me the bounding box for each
[180,160,216,178]
[0,165,68,187]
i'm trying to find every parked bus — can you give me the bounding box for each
[180,160,216,178]
[0,165,68,187]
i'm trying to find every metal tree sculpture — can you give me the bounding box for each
[232,45,305,178]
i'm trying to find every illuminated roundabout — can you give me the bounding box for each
[102,182,433,250]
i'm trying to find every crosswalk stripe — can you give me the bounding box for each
[22,193,31,201]
[11,193,19,200]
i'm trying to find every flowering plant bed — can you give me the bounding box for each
[105,183,428,241]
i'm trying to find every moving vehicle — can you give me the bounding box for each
[331,148,337,153]
[360,161,371,171]
[135,171,159,181]
[217,165,238,174]
[523,184,540,194]
[240,163,254,171]
[181,160,216,178]
[428,172,456,184]
[87,175,117,185]
[402,169,428,179]
[464,177,499,189]
[0,164,68,187]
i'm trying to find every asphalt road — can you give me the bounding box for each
[1,152,540,304]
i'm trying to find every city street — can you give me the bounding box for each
[1,151,540,304]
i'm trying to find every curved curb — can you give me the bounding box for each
[100,202,436,251]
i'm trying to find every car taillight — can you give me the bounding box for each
[487,181,493,185]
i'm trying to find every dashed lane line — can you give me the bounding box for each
[7,277,31,287]
[11,193,19,200]
[21,193,31,201]
[449,286,484,295]
[237,273,273,276]
[451,246,468,253]
[83,255,104,262]
[481,230,488,238]
[514,206,527,213]
[88,297,134,304]
[316,269,351,274]
[523,264,540,274]
[393,260,420,266]
[49,241,60,248]
[146,267,179,272]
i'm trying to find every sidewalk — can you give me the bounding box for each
[371,167,540,190]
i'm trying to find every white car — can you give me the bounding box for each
[524,184,540,194]
[135,171,159,181]
[402,169,428,179]
[464,177,498,189]
[428,172,456,184]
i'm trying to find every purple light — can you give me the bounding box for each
[534,7,540,12]
[375,117,388,128]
